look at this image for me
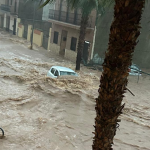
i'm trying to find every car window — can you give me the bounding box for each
[54,70,59,76]
[51,68,55,75]
[60,71,76,76]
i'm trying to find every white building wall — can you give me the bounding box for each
[42,0,55,21]
[10,16,14,31]
[3,13,6,28]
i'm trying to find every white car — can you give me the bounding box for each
[47,66,78,78]
[129,64,142,76]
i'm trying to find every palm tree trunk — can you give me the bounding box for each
[76,14,89,70]
[92,0,145,149]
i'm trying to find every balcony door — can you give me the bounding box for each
[82,41,90,64]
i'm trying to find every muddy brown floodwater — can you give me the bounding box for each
[0,30,150,150]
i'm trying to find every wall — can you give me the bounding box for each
[16,18,21,35]
[18,0,43,20]
[0,0,5,5]
[10,0,19,15]
[33,29,43,47]
[94,7,114,59]
[0,16,1,27]
[27,24,32,42]
[3,13,6,28]
[42,0,55,21]
[9,15,14,32]
[18,23,24,37]
[65,49,76,62]
[50,43,60,54]
[47,28,52,50]
[133,2,150,68]
[49,22,94,61]
[49,23,94,61]
[0,15,4,28]
[94,3,150,68]
[51,23,94,50]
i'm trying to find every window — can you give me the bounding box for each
[51,68,55,75]
[60,71,76,76]
[53,31,59,44]
[54,70,59,76]
[70,37,77,51]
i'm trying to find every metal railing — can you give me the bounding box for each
[49,9,94,28]
[0,4,10,12]
[0,4,18,15]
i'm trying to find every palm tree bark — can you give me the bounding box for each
[76,14,89,70]
[92,0,145,150]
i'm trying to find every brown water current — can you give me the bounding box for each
[0,30,150,150]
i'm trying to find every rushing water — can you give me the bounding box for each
[0,30,150,150]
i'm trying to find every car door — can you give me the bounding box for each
[54,69,59,78]
[47,68,55,78]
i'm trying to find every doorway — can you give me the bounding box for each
[59,30,68,56]
[13,18,16,35]
[6,16,10,32]
[82,41,90,64]
[0,16,4,28]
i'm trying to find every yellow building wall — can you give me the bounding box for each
[27,25,32,42]
[33,29,43,47]
[47,28,52,50]
[16,18,21,36]
[18,24,24,38]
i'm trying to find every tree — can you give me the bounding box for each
[34,0,145,149]
[92,0,145,149]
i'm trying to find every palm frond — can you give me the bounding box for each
[30,0,114,16]
[39,0,55,8]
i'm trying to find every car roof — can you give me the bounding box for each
[51,66,75,72]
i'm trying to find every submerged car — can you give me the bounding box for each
[129,64,142,76]
[47,66,78,78]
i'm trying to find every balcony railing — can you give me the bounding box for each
[0,4,10,12]
[49,9,94,28]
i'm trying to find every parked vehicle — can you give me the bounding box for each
[47,66,78,78]
[129,64,142,76]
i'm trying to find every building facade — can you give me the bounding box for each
[0,0,97,64]
[0,0,19,34]
[43,0,97,62]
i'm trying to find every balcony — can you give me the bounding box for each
[0,4,18,16]
[0,4,10,12]
[49,9,94,28]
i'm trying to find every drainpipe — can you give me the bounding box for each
[91,26,96,59]
[91,11,100,60]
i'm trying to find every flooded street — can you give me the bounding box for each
[0,30,150,150]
